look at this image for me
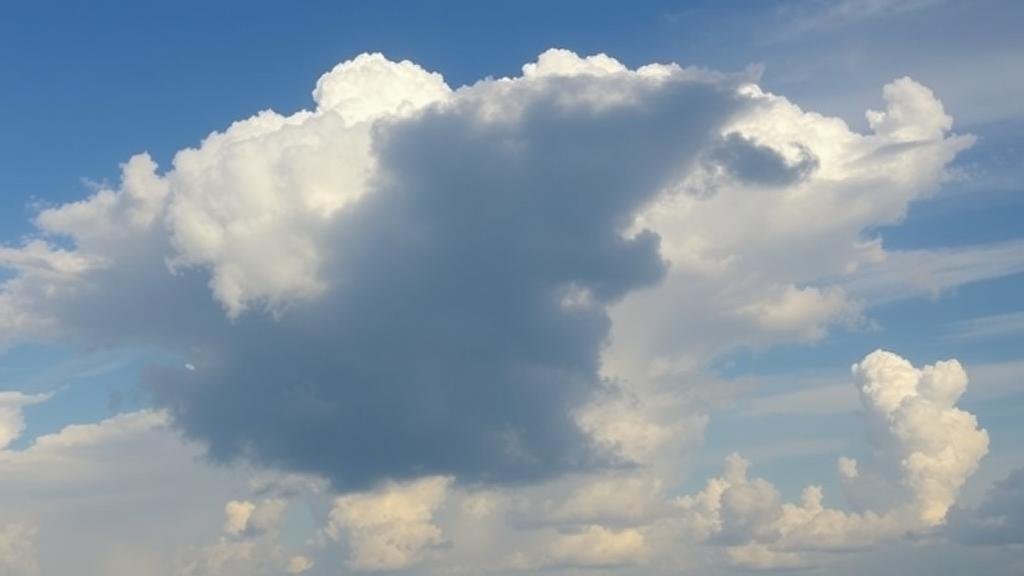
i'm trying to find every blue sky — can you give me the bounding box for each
[0,1,1022,575]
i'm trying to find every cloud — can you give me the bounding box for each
[843,350,989,523]
[0,43,1011,575]
[0,524,38,576]
[601,73,973,401]
[311,53,451,125]
[164,53,454,318]
[546,525,650,568]
[946,311,1024,341]
[781,0,944,36]
[672,350,987,570]
[739,285,863,342]
[0,48,986,503]
[182,497,294,576]
[710,132,819,186]
[325,476,452,571]
[0,409,318,576]
[865,77,954,142]
[840,239,1024,304]
[540,474,667,526]
[222,501,255,536]
[947,466,1024,546]
[0,391,51,449]
[0,49,750,491]
[222,499,285,537]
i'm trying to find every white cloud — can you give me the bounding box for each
[739,284,863,342]
[326,476,452,571]
[222,501,254,536]
[0,47,1006,575]
[602,73,973,397]
[164,51,455,317]
[675,453,898,570]
[844,350,989,524]
[0,391,50,449]
[222,499,284,537]
[671,350,988,569]
[866,77,953,142]
[522,48,630,78]
[181,497,294,576]
[547,525,650,568]
[841,239,1024,304]
[312,53,451,123]
[0,524,38,576]
[544,475,666,526]
[0,409,323,576]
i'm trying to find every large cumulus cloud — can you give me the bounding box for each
[0,46,1007,575]
[0,50,746,490]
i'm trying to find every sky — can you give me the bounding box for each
[0,1,1022,574]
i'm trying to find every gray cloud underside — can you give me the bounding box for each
[147,74,743,490]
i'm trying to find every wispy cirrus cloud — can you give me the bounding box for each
[947,311,1024,341]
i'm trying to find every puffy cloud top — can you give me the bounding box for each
[848,350,988,524]
[312,52,451,121]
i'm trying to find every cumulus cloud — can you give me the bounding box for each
[0,49,993,576]
[602,72,973,393]
[671,350,988,570]
[842,351,989,523]
[222,501,256,536]
[0,391,50,449]
[162,53,454,317]
[222,499,285,537]
[325,476,452,571]
[0,409,327,576]
[0,49,755,491]
[866,77,954,142]
[547,525,650,568]
[182,496,295,576]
